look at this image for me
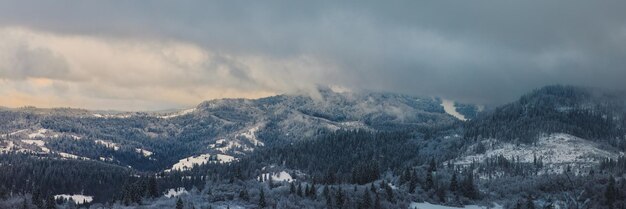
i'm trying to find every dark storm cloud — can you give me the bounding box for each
[1,0,625,107]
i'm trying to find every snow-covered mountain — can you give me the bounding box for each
[0,88,459,171]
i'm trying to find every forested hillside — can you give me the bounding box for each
[1,86,625,209]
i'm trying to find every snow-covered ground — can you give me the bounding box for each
[21,139,50,153]
[28,129,49,138]
[237,125,264,147]
[54,194,93,204]
[409,202,501,209]
[164,188,188,198]
[441,99,467,121]
[452,133,621,174]
[166,154,236,171]
[135,148,153,157]
[58,152,89,160]
[95,140,120,151]
[258,171,293,183]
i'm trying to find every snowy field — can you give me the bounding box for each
[166,154,235,171]
[54,194,93,204]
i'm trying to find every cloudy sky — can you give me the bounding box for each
[1,1,625,111]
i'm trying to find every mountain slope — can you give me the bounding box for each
[464,85,626,146]
[0,89,459,171]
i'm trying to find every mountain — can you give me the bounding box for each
[465,85,626,145]
[0,88,461,171]
[453,85,626,176]
[3,85,625,209]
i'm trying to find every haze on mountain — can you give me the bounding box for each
[2,1,626,110]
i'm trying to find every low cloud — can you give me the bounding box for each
[0,27,335,110]
[1,1,626,109]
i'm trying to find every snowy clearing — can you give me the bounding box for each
[452,133,621,175]
[135,148,153,157]
[164,188,188,198]
[166,154,236,171]
[95,140,120,151]
[54,194,93,204]
[258,171,293,183]
[237,125,264,146]
[28,129,50,138]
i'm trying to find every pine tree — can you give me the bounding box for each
[33,190,44,209]
[429,158,437,172]
[259,189,267,208]
[147,177,159,198]
[296,183,303,197]
[289,182,296,194]
[409,173,418,193]
[525,196,535,209]
[425,171,434,191]
[239,189,249,201]
[361,190,372,209]
[605,176,617,208]
[374,193,382,209]
[461,171,478,199]
[385,183,394,203]
[21,199,29,209]
[309,183,316,198]
[449,172,458,192]
[305,184,311,197]
[268,174,274,189]
[335,189,345,209]
[176,198,184,209]
[45,195,56,209]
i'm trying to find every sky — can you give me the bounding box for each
[1,1,626,111]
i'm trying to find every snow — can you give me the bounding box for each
[21,139,50,153]
[212,138,253,153]
[95,140,120,151]
[0,141,16,153]
[54,194,93,204]
[409,202,501,209]
[158,108,195,119]
[166,154,236,171]
[237,125,264,146]
[135,148,153,157]
[441,99,467,121]
[21,139,45,147]
[59,152,89,160]
[28,129,49,138]
[164,188,188,198]
[9,129,28,135]
[452,133,621,175]
[258,171,293,183]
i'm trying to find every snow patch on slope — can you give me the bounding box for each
[135,148,153,157]
[95,140,120,151]
[452,133,621,174]
[441,99,467,121]
[164,188,188,198]
[258,171,293,183]
[54,194,93,204]
[237,125,264,146]
[21,139,50,153]
[166,154,235,172]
